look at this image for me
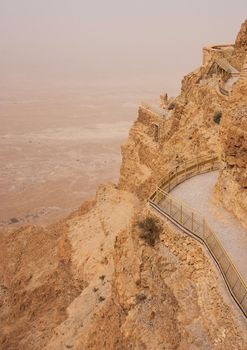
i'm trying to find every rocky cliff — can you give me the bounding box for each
[234,19,247,69]
[1,20,247,350]
[235,20,247,51]
[215,66,247,228]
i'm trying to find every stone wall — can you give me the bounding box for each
[202,45,234,66]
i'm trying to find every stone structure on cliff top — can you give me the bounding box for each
[0,19,247,350]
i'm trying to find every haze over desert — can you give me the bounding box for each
[0,1,247,349]
[1,74,179,227]
[1,1,244,228]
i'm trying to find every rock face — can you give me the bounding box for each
[234,19,247,69]
[0,184,139,349]
[118,61,224,199]
[1,198,246,350]
[213,22,247,227]
[1,20,247,350]
[214,77,247,227]
[235,19,247,50]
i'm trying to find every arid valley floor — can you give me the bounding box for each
[0,81,145,228]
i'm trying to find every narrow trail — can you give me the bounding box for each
[170,171,247,281]
[149,156,247,316]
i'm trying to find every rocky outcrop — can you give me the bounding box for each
[0,184,139,349]
[232,20,247,69]
[214,77,247,227]
[68,212,247,349]
[213,20,247,226]
[1,19,247,350]
[235,19,247,51]
[1,196,246,349]
[118,64,223,200]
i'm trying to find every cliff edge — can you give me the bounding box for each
[1,20,247,350]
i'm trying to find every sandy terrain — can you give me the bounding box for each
[0,82,149,228]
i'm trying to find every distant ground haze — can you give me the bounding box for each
[0,82,136,227]
[0,1,246,227]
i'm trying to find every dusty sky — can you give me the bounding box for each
[0,1,246,226]
[0,1,246,95]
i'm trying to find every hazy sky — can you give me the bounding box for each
[0,1,246,95]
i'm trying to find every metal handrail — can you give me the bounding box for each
[149,154,247,317]
[219,86,229,96]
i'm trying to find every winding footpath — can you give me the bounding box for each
[149,156,247,317]
[170,171,247,282]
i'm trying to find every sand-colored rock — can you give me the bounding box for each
[119,56,224,199]
[0,184,138,349]
[214,78,247,228]
[235,19,247,51]
[1,19,247,350]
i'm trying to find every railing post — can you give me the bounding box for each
[203,218,206,238]
[148,154,247,317]
[232,277,239,292]
[225,263,231,276]
[159,188,162,204]
[240,291,247,304]
[154,187,158,204]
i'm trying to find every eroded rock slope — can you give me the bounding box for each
[1,20,247,350]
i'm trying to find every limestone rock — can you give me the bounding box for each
[235,19,247,50]
[214,78,247,227]
[1,19,247,350]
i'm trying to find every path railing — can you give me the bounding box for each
[149,154,247,317]
[219,86,229,96]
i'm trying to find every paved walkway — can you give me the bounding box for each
[224,76,239,91]
[170,171,247,281]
